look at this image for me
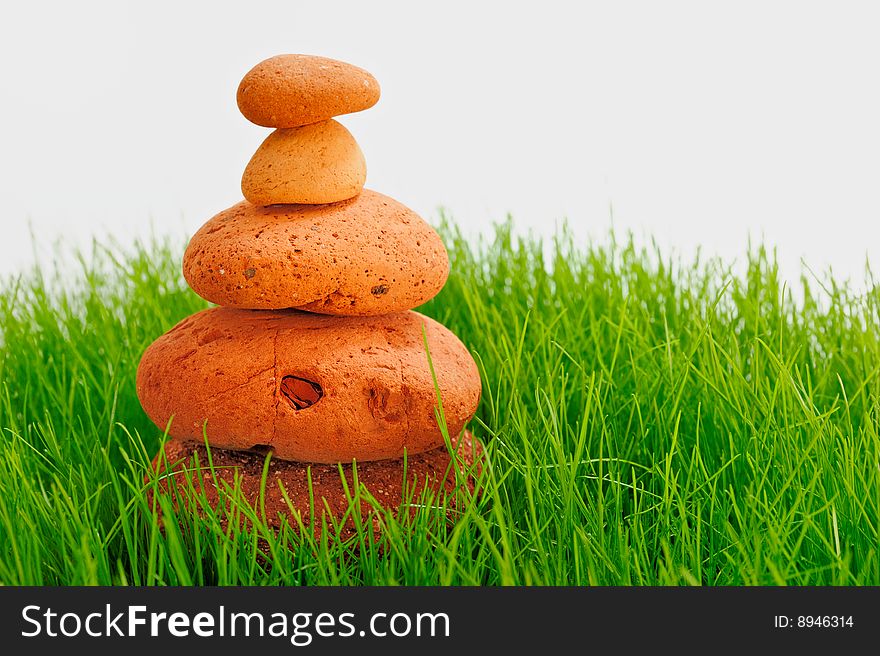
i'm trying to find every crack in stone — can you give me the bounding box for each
[271,327,280,447]
[382,330,410,449]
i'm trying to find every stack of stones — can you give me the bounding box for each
[136,55,482,533]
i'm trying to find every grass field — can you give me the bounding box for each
[0,220,878,585]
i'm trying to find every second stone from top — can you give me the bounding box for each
[241,119,366,205]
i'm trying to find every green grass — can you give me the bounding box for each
[0,220,878,585]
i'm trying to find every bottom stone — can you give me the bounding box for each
[150,432,481,539]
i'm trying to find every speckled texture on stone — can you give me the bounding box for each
[183,190,449,314]
[151,432,481,538]
[237,54,380,128]
[136,307,482,463]
[241,120,366,205]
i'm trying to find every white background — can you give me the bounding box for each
[2,1,879,289]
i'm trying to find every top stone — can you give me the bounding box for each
[237,54,380,128]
